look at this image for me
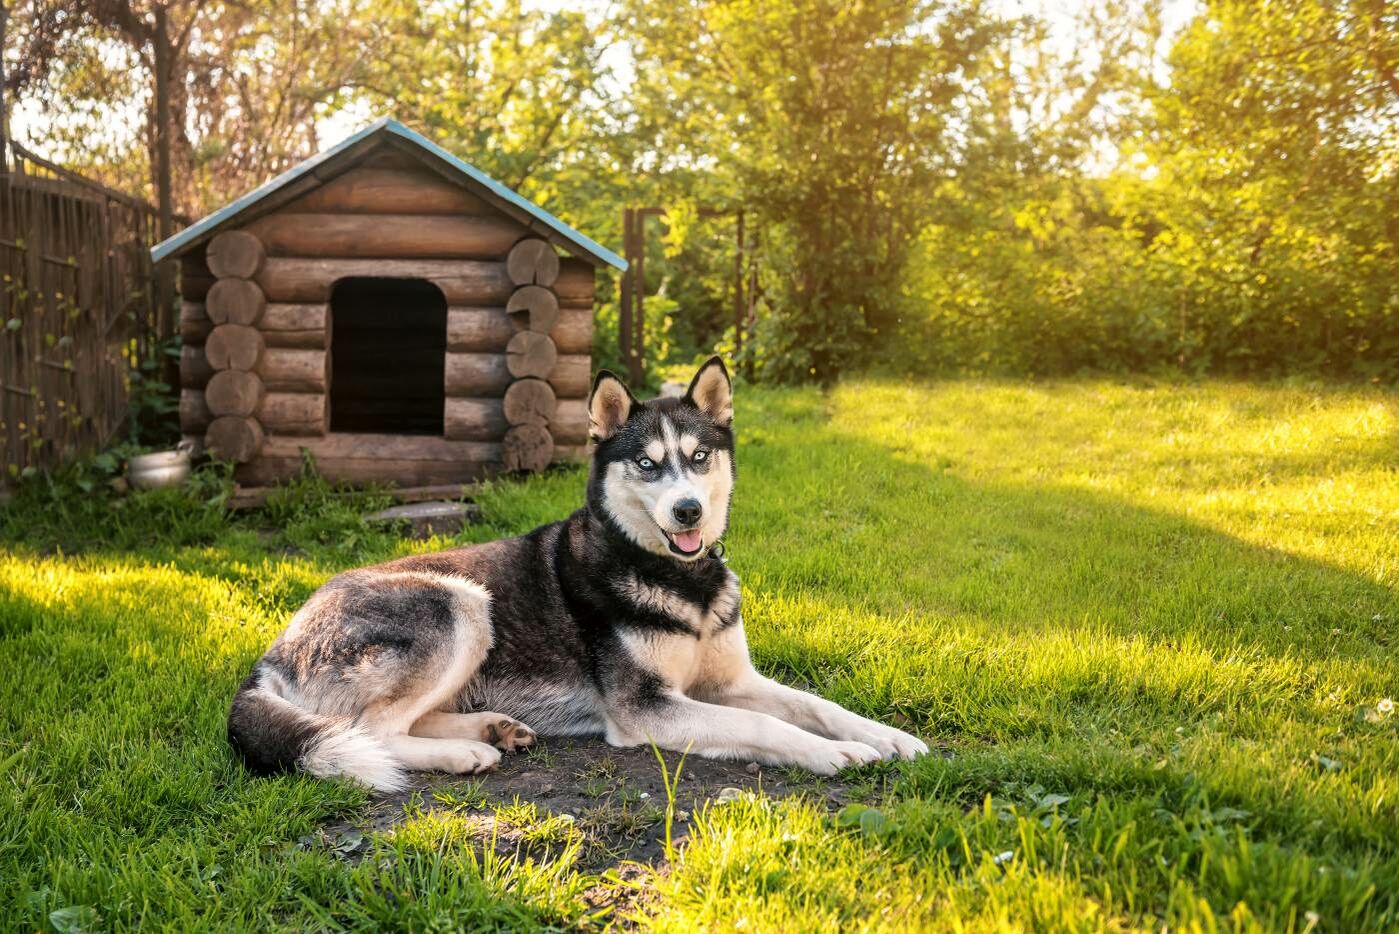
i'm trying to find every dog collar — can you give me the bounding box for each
[707,540,726,560]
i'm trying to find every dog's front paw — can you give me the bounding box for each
[800,740,882,776]
[854,723,929,762]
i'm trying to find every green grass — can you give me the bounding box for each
[2,378,1396,931]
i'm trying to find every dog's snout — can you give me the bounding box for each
[672,498,703,526]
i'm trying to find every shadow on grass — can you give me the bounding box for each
[729,388,1394,656]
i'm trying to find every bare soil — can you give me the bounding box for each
[321,736,870,871]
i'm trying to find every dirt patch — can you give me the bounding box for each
[322,736,875,871]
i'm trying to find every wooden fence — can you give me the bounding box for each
[0,144,176,489]
[618,206,758,384]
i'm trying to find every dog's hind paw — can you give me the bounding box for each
[485,717,537,753]
[442,741,502,775]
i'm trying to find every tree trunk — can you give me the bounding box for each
[0,3,10,172]
[152,5,173,243]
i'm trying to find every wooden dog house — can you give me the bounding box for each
[151,118,625,487]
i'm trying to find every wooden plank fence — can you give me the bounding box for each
[0,143,177,489]
[618,206,758,384]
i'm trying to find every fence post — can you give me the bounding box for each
[744,228,759,379]
[734,211,745,358]
[619,208,633,383]
[0,1,10,174]
[633,212,645,383]
[151,7,178,337]
[152,6,174,243]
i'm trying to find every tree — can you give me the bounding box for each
[624,0,1001,380]
[6,0,384,217]
[1124,0,1399,375]
[337,1,616,199]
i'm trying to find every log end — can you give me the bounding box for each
[206,416,265,463]
[205,369,267,417]
[507,238,561,287]
[206,277,267,327]
[206,324,267,372]
[502,378,558,426]
[506,284,561,333]
[505,331,558,380]
[206,230,267,279]
[502,424,554,472]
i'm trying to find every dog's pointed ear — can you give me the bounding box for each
[589,370,636,441]
[685,356,733,427]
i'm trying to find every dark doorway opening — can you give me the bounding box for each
[330,278,446,434]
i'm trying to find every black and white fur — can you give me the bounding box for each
[228,357,927,791]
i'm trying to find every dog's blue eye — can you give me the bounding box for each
[693,449,708,462]
[636,457,656,470]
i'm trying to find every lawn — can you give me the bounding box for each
[2,378,1396,931]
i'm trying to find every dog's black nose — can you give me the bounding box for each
[672,498,703,526]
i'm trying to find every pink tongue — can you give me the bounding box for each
[672,529,703,553]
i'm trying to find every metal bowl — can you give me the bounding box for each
[127,448,192,490]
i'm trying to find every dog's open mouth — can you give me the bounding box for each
[665,528,704,557]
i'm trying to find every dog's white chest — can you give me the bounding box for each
[623,630,704,691]
[621,621,749,696]
[617,573,745,693]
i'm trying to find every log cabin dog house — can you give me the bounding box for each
[150,118,626,487]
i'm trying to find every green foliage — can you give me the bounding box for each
[0,449,394,557]
[627,0,1002,382]
[624,0,1397,382]
[123,336,183,449]
[890,0,1399,380]
[348,1,613,198]
[257,453,396,556]
[7,0,413,214]
[0,445,232,552]
[7,1,1395,386]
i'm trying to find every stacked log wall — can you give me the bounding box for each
[175,158,596,486]
[497,239,562,471]
[177,253,213,454]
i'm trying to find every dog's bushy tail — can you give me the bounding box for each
[227,671,407,792]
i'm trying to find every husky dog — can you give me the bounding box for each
[228,357,927,791]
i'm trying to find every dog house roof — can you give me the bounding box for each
[150,117,626,270]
